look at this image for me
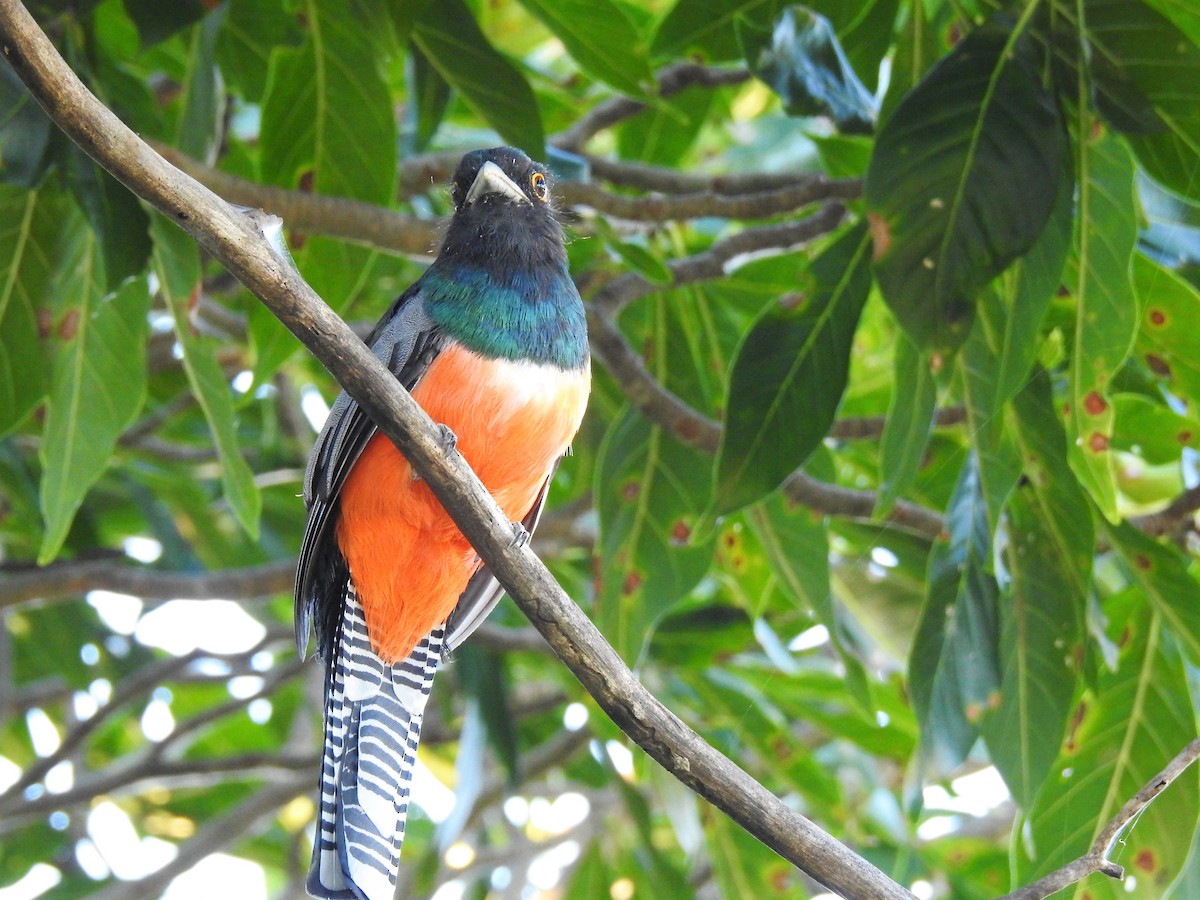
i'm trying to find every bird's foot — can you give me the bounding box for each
[510,521,531,548]
[437,424,457,453]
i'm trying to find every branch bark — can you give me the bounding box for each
[0,4,914,897]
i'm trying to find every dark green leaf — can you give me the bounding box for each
[406,43,451,153]
[412,0,545,157]
[1064,132,1138,521]
[0,55,56,187]
[713,222,871,514]
[1112,394,1200,464]
[909,452,1000,773]
[517,0,654,96]
[738,6,875,134]
[151,215,261,537]
[122,0,206,47]
[876,332,935,516]
[595,408,715,664]
[38,209,149,562]
[175,5,226,161]
[216,0,304,102]
[1083,0,1200,202]
[65,148,151,291]
[652,0,784,61]
[865,21,1068,351]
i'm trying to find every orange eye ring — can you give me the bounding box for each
[530,171,548,201]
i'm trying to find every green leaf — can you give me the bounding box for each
[982,484,1083,808]
[1018,594,1198,898]
[1065,131,1138,521]
[1133,252,1200,411]
[652,0,784,61]
[175,5,226,161]
[876,331,935,516]
[517,0,653,96]
[64,148,151,291]
[406,42,451,153]
[1083,0,1200,202]
[38,211,149,563]
[713,222,871,515]
[122,0,206,47]
[0,185,60,436]
[0,53,56,187]
[258,0,396,374]
[1106,521,1200,668]
[595,408,715,664]
[748,489,871,710]
[412,0,545,157]
[738,6,876,134]
[216,0,304,102]
[865,21,1068,351]
[909,452,1000,772]
[151,215,261,538]
[617,85,715,166]
[1112,393,1200,464]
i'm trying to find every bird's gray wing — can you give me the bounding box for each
[294,284,446,660]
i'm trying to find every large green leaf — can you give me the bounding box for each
[865,20,1068,351]
[258,0,395,376]
[215,0,303,102]
[713,222,871,515]
[909,452,1001,772]
[64,148,151,292]
[1018,594,1198,898]
[412,0,545,157]
[38,211,150,563]
[982,479,1085,808]
[175,5,226,162]
[517,0,653,96]
[0,185,60,436]
[122,0,206,47]
[1065,131,1139,521]
[651,0,785,60]
[1083,0,1200,202]
[151,215,261,538]
[738,6,876,134]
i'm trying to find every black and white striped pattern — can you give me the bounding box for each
[307,585,444,900]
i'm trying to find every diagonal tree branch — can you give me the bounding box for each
[0,5,914,897]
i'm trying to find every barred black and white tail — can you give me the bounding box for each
[308,585,444,900]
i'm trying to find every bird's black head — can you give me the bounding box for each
[436,147,568,273]
[448,146,552,211]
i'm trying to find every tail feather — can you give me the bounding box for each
[308,584,444,900]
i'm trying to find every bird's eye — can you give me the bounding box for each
[530,172,548,201]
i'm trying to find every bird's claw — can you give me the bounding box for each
[510,522,531,548]
[437,424,458,453]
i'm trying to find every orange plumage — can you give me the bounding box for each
[335,343,590,663]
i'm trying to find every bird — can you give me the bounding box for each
[294,147,590,900]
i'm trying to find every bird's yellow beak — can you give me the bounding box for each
[465,160,531,206]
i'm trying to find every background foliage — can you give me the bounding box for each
[3,0,1200,896]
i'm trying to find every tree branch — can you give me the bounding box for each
[0,5,914,896]
[997,737,1200,900]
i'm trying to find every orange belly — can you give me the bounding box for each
[335,343,590,663]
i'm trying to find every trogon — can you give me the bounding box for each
[295,147,590,900]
